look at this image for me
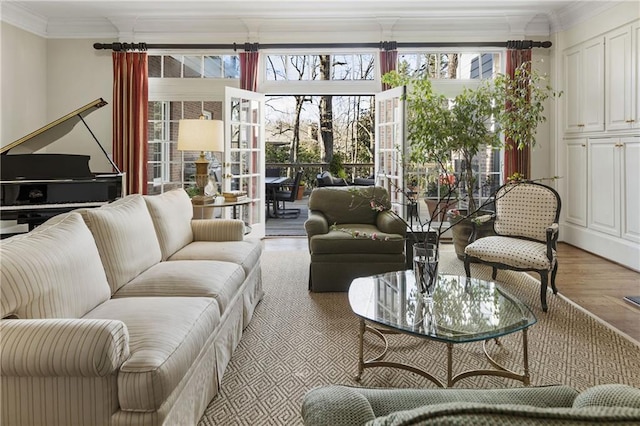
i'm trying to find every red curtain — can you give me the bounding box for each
[112,51,148,195]
[503,48,532,181]
[240,44,259,91]
[380,41,398,90]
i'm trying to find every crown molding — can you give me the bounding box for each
[1,3,48,37]
[551,0,623,32]
[2,1,611,41]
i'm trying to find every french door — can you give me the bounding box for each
[374,86,407,218]
[224,87,266,238]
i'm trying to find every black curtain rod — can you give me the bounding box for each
[93,40,552,52]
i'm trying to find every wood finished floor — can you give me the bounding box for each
[263,238,640,343]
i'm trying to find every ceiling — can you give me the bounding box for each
[0,1,625,42]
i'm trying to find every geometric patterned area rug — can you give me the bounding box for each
[199,250,640,426]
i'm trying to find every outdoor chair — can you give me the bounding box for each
[464,181,561,312]
[266,167,281,177]
[273,170,303,218]
[316,171,348,187]
[304,186,406,292]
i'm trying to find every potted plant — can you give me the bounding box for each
[382,61,560,258]
[424,171,458,222]
[381,71,501,258]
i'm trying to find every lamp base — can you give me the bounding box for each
[194,153,209,197]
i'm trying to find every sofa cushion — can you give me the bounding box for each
[367,402,640,425]
[573,384,640,409]
[168,239,262,276]
[114,260,245,314]
[465,236,555,270]
[80,195,162,294]
[0,213,110,319]
[83,297,220,412]
[310,225,405,255]
[308,186,391,225]
[144,189,194,260]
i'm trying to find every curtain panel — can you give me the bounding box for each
[112,51,149,195]
[240,49,259,91]
[380,42,398,91]
[503,48,532,181]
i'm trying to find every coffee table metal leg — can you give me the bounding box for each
[522,328,530,385]
[356,318,365,381]
[480,329,531,385]
[447,343,454,387]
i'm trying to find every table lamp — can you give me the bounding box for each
[178,117,224,202]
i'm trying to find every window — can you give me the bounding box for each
[147,48,504,202]
[397,52,500,79]
[147,100,223,195]
[148,54,240,79]
[265,53,375,81]
[147,53,238,194]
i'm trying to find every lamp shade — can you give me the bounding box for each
[177,119,224,152]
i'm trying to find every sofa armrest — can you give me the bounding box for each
[1,319,129,377]
[305,211,329,237]
[302,386,375,426]
[376,210,407,236]
[191,219,244,241]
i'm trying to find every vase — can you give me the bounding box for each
[412,242,439,299]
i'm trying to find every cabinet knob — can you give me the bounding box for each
[581,144,586,147]
[577,124,585,127]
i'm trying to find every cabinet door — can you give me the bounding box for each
[605,25,633,130]
[582,39,605,132]
[634,22,640,129]
[563,38,605,133]
[588,138,620,236]
[563,46,583,133]
[565,139,588,226]
[622,137,640,242]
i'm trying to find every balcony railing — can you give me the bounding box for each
[266,162,374,193]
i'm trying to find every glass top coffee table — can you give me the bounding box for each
[348,270,537,387]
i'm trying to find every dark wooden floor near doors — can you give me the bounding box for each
[263,239,640,343]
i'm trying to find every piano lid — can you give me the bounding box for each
[1,98,108,155]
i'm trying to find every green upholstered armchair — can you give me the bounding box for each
[302,384,640,426]
[304,186,406,292]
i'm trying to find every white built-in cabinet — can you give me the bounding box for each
[562,136,640,242]
[563,39,605,133]
[561,19,640,270]
[605,23,638,131]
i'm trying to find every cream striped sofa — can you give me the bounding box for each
[0,189,263,426]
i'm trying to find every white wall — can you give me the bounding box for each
[1,22,115,171]
[1,22,47,146]
[529,47,555,183]
[46,38,114,171]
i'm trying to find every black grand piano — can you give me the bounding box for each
[1,98,124,236]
